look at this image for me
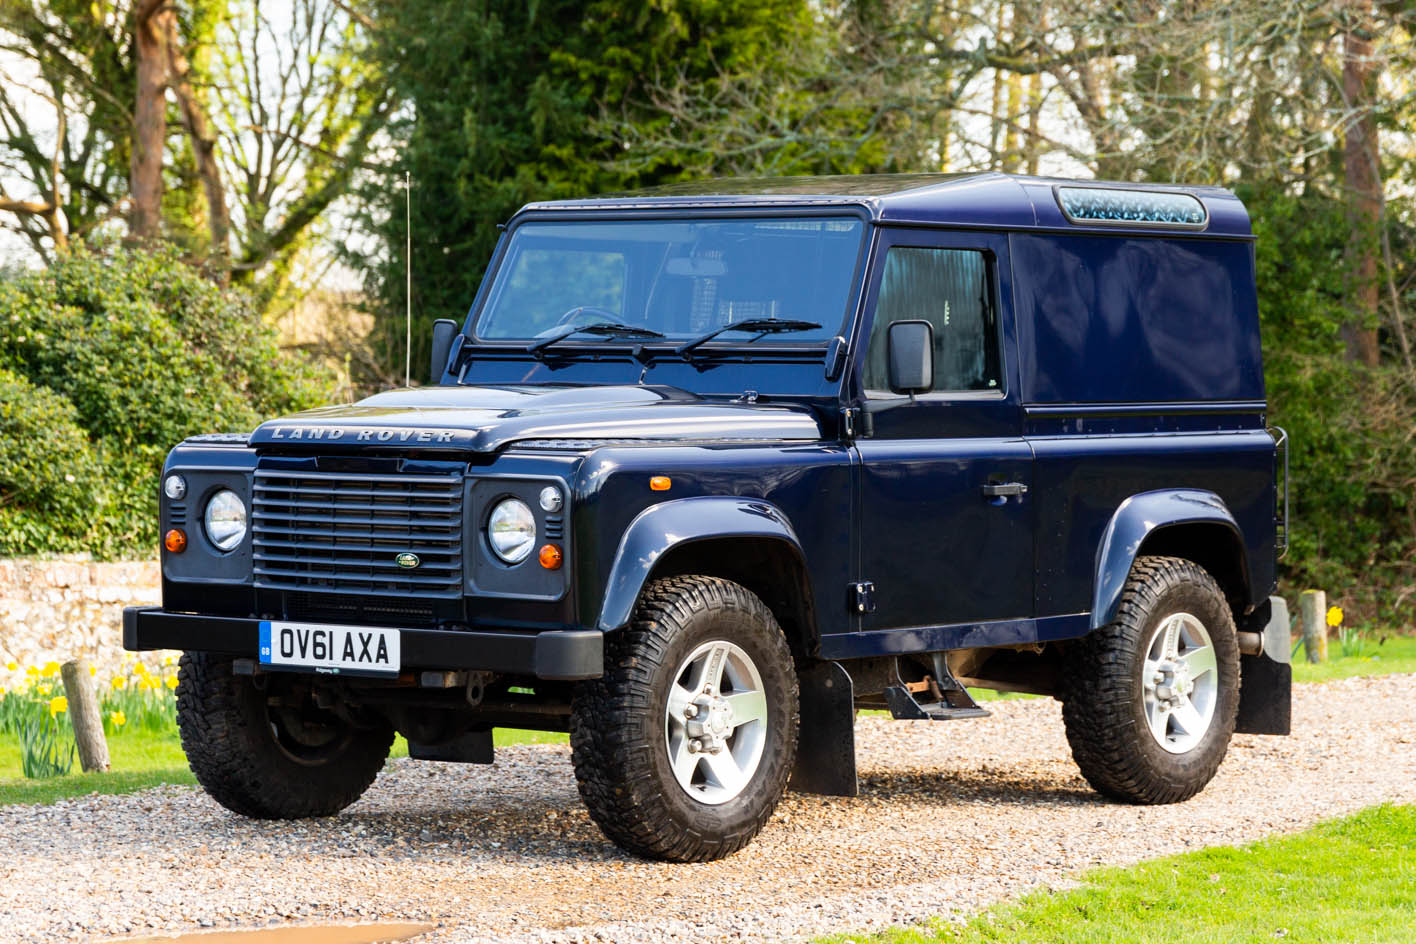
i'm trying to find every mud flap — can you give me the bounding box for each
[790,661,858,797]
[408,729,495,763]
[1236,595,1292,735]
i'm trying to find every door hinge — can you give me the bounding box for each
[850,581,876,614]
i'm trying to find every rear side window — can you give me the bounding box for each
[863,247,1000,393]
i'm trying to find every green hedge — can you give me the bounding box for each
[0,242,334,557]
[1247,187,1415,625]
[0,368,105,553]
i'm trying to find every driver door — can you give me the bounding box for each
[851,229,1034,643]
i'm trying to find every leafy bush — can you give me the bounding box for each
[1246,187,1416,624]
[0,368,107,554]
[0,242,334,557]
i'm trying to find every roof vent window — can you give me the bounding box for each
[1057,187,1207,228]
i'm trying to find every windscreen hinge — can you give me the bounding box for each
[840,407,857,439]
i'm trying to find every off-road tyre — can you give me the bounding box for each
[1060,555,1240,804]
[176,651,394,819]
[570,575,799,862]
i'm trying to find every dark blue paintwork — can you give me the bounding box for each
[596,496,806,632]
[1091,489,1245,629]
[247,384,823,452]
[142,172,1279,695]
[522,172,1254,242]
[565,442,854,648]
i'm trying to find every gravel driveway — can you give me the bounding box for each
[3,674,1414,944]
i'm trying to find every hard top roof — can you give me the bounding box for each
[516,172,1253,240]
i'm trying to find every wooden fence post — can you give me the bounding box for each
[1299,589,1328,664]
[60,659,110,773]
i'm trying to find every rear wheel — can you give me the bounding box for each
[176,652,393,818]
[570,575,799,862]
[1060,556,1240,804]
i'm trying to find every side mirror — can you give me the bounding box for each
[886,319,934,395]
[429,318,459,384]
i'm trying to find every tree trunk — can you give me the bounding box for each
[1025,67,1041,175]
[129,0,171,241]
[1341,5,1382,368]
[1003,70,1022,173]
[989,3,1007,169]
[165,14,231,277]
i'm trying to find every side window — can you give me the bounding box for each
[862,247,1001,394]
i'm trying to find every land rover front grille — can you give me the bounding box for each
[252,470,463,598]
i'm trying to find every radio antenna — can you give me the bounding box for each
[404,170,412,387]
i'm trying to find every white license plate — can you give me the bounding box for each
[259,620,401,678]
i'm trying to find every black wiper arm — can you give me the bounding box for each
[526,322,665,356]
[675,318,823,359]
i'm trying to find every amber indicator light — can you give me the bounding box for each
[164,528,187,553]
[538,544,563,570]
[649,476,672,491]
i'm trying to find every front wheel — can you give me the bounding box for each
[1060,555,1240,804]
[570,576,799,862]
[176,652,393,818]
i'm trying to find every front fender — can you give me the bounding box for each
[596,497,806,632]
[1091,489,1244,629]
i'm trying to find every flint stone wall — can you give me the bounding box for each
[0,556,160,674]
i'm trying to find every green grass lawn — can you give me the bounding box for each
[0,725,567,806]
[0,726,195,805]
[821,804,1416,944]
[1291,632,1416,683]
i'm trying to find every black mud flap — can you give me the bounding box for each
[1235,595,1292,735]
[408,729,495,764]
[790,661,858,797]
[1236,654,1291,735]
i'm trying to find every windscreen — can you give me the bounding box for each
[475,217,865,342]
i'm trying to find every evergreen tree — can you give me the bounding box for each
[357,0,819,376]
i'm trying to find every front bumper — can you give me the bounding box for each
[122,606,604,680]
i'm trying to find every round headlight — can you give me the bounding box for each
[488,498,536,564]
[204,489,247,552]
[163,474,187,500]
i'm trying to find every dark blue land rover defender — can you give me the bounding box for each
[125,174,1292,862]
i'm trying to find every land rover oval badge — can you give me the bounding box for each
[395,552,420,569]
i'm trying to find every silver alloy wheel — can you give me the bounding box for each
[1141,611,1219,754]
[663,640,769,805]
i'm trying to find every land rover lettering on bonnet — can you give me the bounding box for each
[125,173,1291,862]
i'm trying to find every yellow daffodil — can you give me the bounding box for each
[89,665,97,677]
[4,660,16,671]
[0,685,6,695]
[112,675,127,690]
[165,675,179,690]
[25,666,39,679]
[1326,605,1344,628]
[137,677,156,691]
[109,710,127,727]
[40,661,59,678]
[48,695,68,716]
[163,656,174,666]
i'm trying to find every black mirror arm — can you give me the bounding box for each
[857,391,918,437]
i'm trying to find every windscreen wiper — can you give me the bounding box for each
[674,318,823,359]
[526,322,665,357]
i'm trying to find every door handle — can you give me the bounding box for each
[982,482,1028,500]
